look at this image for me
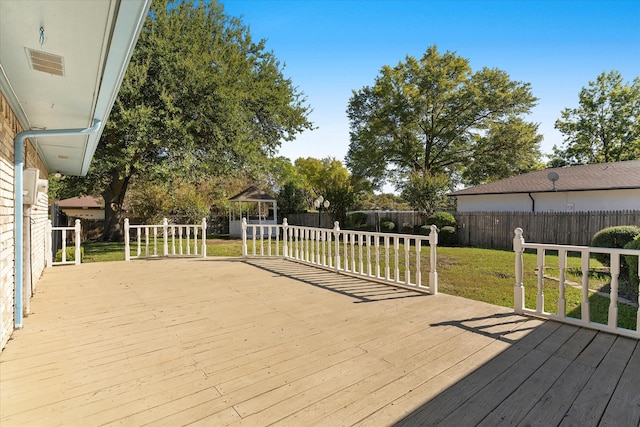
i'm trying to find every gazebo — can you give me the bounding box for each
[228,186,278,238]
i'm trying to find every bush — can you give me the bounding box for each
[379,218,395,232]
[344,212,368,229]
[401,223,414,234]
[417,224,431,235]
[55,246,84,262]
[624,234,640,289]
[427,212,456,229]
[591,225,640,266]
[439,226,458,246]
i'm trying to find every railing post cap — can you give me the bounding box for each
[124,218,129,224]
[283,218,288,226]
[430,224,438,232]
[333,221,340,231]
[242,217,247,224]
[515,228,523,238]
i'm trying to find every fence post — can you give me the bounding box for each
[513,228,525,314]
[163,218,169,256]
[282,218,289,258]
[201,218,207,258]
[45,219,53,268]
[242,218,248,258]
[74,219,82,265]
[429,225,438,295]
[124,218,131,261]
[333,221,340,272]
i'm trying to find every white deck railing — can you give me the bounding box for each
[514,227,640,339]
[242,218,439,295]
[46,219,82,266]
[124,218,207,261]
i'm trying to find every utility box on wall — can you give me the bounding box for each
[23,168,47,206]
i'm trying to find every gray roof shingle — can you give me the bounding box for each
[450,160,640,196]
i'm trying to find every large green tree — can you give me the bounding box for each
[60,0,312,240]
[550,71,640,166]
[346,45,541,212]
[294,157,367,224]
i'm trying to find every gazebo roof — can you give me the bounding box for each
[229,186,276,202]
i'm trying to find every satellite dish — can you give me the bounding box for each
[547,171,559,190]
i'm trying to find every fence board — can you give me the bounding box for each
[456,210,640,249]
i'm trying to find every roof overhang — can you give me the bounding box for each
[0,0,151,176]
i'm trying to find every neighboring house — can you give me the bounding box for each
[56,196,105,222]
[449,161,640,213]
[0,0,151,350]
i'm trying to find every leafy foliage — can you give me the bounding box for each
[426,212,456,229]
[623,235,640,288]
[346,45,541,212]
[294,157,368,224]
[591,225,640,267]
[550,71,640,166]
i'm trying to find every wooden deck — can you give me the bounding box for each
[1,257,638,426]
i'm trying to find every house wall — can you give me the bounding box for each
[0,91,17,349]
[0,90,49,350]
[456,189,640,213]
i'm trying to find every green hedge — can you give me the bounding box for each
[426,212,456,229]
[591,225,640,266]
[624,234,640,288]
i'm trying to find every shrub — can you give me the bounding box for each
[438,226,458,246]
[624,234,640,289]
[55,246,84,262]
[344,212,368,229]
[417,224,431,235]
[379,218,395,232]
[427,212,456,229]
[591,225,640,266]
[401,223,414,234]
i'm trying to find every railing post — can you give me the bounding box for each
[513,228,525,314]
[201,218,207,258]
[333,221,340,272]
[429,225,438,295]
[242,218,248,258]
[163,218,169,256]
[74,219,81,265]
[282,218,289,258]
[124,218,130,261]
[608,254,620,329]
[45,219,53,268]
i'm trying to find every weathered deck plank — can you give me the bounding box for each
[1,257,636,426]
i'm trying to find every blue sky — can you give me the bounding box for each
[220,0,640,164]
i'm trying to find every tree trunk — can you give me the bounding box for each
[102,170,131,242]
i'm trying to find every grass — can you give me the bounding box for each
[77,238,637,330]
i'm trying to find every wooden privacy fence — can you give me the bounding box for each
[457,210,640,249]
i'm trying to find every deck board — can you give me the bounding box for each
[1,257,637,426]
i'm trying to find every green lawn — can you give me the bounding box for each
[77,239,637,330]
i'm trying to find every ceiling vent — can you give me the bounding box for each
[25,48,65,76]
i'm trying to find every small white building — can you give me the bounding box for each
[228,186,278,238]
[450,161,640,213]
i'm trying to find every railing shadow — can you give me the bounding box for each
[431,312,540,345]
[244,258,429,303]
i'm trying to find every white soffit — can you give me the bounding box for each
[0,0,151,176]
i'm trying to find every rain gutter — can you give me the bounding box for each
[13,119,101,328]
